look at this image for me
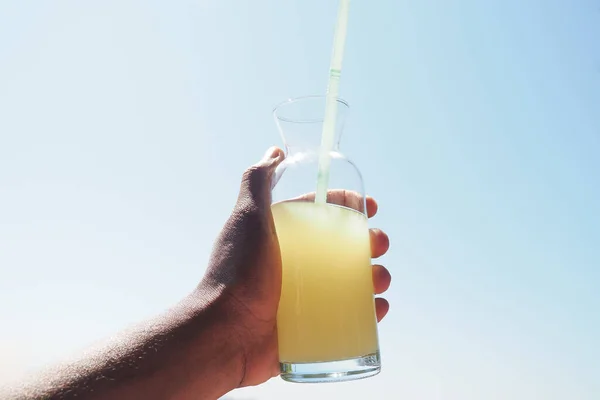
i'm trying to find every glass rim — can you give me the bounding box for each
[273,95,350,124]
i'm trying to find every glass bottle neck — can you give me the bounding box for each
[274,96,349,158]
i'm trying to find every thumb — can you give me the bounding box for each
[237,147,285,210]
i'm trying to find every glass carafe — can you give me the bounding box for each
[271,95,381,383]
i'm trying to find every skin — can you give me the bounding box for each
[1,147,392,400]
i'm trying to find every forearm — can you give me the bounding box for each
[2,292,243,400]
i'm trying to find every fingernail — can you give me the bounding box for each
[262,146,282,162]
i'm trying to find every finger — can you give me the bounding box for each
[375,297,389,322]
[372,264,392,295]
[366,196,378,219]
[370,228,390,258]
[240,147,285,207]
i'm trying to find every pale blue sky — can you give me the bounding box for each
[1,1,599,399]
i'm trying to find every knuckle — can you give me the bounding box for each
[242,164,270,184]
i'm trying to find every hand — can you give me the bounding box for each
[199,147,392,389]
[0,147,391,400]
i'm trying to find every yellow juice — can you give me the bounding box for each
[272,201,379,363]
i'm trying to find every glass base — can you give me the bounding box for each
[280,352,381,383]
